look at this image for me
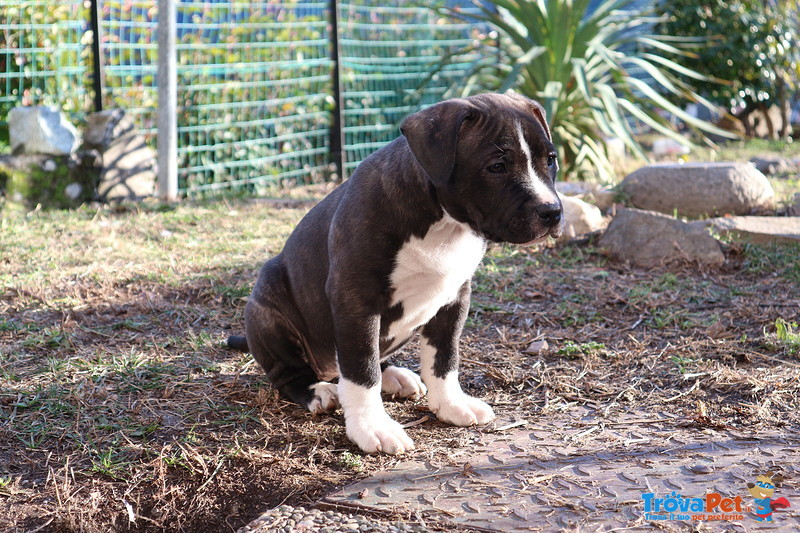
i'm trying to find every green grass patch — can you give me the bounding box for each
[556,297,604,327]
[741,241,800,284]
[541,244,601,269]
[473,245,534,302]
[706,138,797,162]
[0,199,298,492]
[338,451,365,471]
[648,308,693,330]
[765,318,800,355]
[90,445,134,481]
[670,354,697,374]
[557,341,606,358]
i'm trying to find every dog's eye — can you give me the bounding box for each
[487,162,506,173]
[547,155,557,168]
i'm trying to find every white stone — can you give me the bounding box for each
[557,194,607,242]
[652,138,690,157]
[750,157,796,175]
[556,181,596,197]
[604,136,626,161]
[555,181,616,211]
[8,106,79,155]
[592,188,616,211]
[524,340,549,355]
[64,183,83,200]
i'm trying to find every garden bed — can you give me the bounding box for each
[1,198,798,531]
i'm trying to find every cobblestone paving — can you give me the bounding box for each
[321,407,800,532]
[239,504,428,532]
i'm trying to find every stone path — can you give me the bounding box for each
[318,407,800,532]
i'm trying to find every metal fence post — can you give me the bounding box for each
[90,0,105,112]
[157,0,178,200]
[329,0,345,182]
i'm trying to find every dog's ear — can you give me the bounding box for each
[400,100,476,186]
[507,91,552,142]
[527,99,552,142]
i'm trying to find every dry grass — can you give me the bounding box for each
[1,193,799,532]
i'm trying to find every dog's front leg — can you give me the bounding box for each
[333,313,415,455]
[421,282,496,426]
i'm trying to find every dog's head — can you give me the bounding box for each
[401,92,564,244]
[748,472,783,499]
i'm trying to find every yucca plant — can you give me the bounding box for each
[439,0,735,182]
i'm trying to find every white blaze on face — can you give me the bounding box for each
[515,120,558,205]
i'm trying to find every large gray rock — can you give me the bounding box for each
[750,157,800,176]
[691,216,800,245]
[84,108,137,147]
[598,208,725,267]
[8,106,79,155]
[620,162,774,218]
[789,194,800,217]
[557,195,607,242]
[83,109,155,201]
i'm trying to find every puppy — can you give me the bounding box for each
[228,92,563,454]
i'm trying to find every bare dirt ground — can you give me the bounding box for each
[1,197,799,532]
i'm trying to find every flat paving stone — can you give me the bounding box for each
[692,216,800,245]
[320,407,800,531]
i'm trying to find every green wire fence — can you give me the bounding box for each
[0,1,90,121]
[0,0,482,195]
[339,1,482,175]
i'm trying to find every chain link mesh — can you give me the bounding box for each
[0,1,480,194]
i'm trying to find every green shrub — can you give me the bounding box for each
[442,0,734,182]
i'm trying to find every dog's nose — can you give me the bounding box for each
[535,202,562,225]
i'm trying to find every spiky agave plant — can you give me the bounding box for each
[441,0,735,182]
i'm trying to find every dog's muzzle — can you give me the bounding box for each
[536,202,562,227]
[519,201,564,245]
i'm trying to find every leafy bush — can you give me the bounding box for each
[442,0,733,182]
[656,0,800,139]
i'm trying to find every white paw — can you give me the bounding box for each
[381,366,427,399]
[345,410,415,455]
[425,371,495,426]
[431,393,495,426]
[307,382,339,414]
[339,379,415,455]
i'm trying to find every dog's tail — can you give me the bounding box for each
[226,335,250,352]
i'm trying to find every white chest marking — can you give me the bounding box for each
[385,213,485,347]
[515,120,558,205]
